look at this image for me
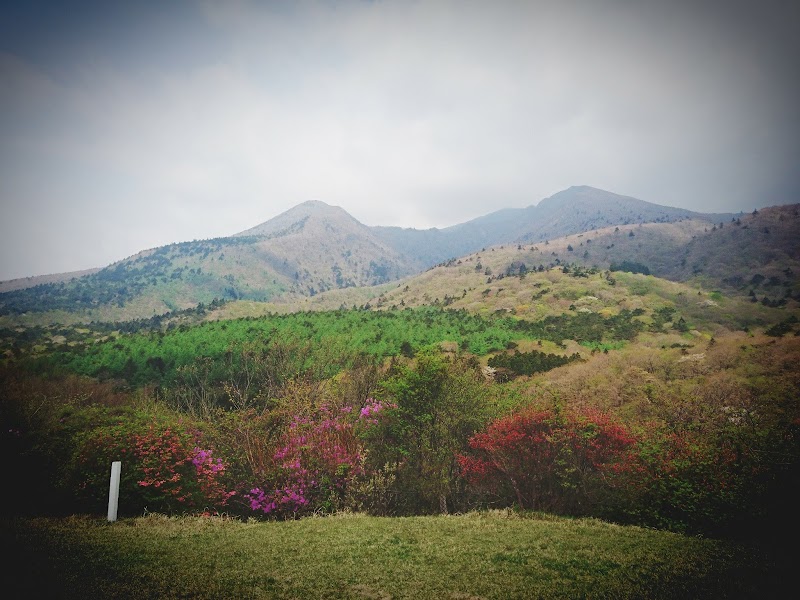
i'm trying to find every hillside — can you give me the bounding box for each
[0,188,777,325]
[0,201,413,323]
[0,267,102,294]
[237,205,798,331]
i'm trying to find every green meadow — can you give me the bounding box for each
[2,511,782,599]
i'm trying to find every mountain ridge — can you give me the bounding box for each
[370,186,733,268]
[263,203,798,332]
[0,187,774,323]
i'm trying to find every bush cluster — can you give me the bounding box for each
[3,354,797,541]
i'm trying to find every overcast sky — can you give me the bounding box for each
[1,0,798,281]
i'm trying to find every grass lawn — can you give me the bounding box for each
[0,510,783,599]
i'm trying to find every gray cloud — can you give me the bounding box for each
[1,0,797,280]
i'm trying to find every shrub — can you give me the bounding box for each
[245,402,367,517]
[459,407,638,515]
[69,418,235,516]
[610,261,650,275]
[487,350,580,377]
[617,422,800,536]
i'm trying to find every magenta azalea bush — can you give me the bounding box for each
[359,398,396,425]
[246,403,361,516]
[245,399,395,517]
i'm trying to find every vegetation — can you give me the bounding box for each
[488,350,580,378]
[3,324,798,540]
[2,197,799,595]
[610,260,651,275]
[459,407,637,514]
[2,512,783,599]
[0,238,265,315]
[15,306,624,390]
[367,350,489,514]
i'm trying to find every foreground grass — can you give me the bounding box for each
[1,511,781,599]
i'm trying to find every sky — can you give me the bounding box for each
[1,0,798,281]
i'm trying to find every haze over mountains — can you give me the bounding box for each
[1,185,793,323]
[372,186,731,268]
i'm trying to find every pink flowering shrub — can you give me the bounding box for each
[246,399,395,517]
[246,402,364,516]
[359,398,397,426]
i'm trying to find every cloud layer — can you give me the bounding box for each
[1,0,797,280]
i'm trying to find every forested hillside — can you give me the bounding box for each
[0,202,412,322]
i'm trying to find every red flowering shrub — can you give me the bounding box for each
[132,424,235,512]
[70,418,235,515]
[458,407,638,514]
[461,412,800,535]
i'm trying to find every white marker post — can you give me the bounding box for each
[107,461,121,522]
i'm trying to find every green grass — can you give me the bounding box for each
[1,511,780,599]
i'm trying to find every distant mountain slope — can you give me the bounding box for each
[514,186,731,243]
[0,201,413,321]
[280,205,799,323]
[371,186,727,268]
[668,205,799,296]
[234,200,414,293]
[0,188,763,324]
[0,267,102,294]
[503,203,799,293]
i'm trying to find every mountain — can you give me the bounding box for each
[0,267,102,294]
[514,185,732,243]
[271,204,798,336]
[231,199,414,292]
[0,200,412,322]
[0,187,771,324]
[370,186,729,268]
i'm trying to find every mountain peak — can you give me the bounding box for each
[296,199,333,209]
[236,200,355,238]
[540,186,625,205]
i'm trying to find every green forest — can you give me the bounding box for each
[16,306,648,389]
